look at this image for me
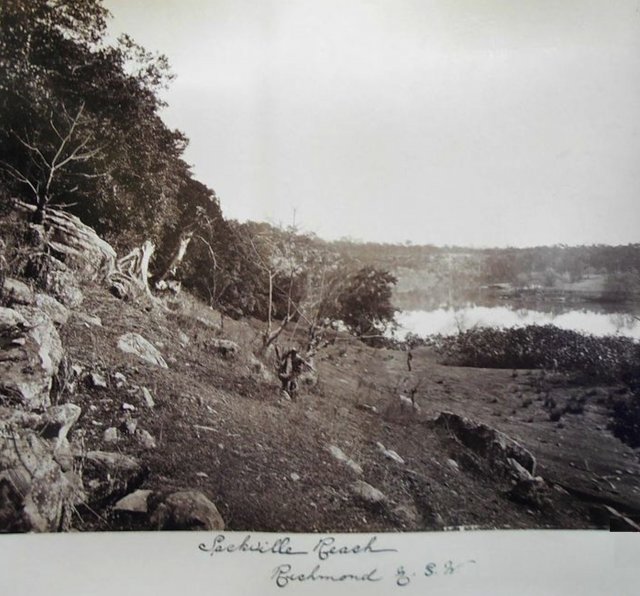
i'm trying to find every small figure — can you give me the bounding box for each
[277,347,313,399]
[406,349,413,372]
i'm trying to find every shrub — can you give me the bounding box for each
[437,325,640,383]
[610,392,640,448]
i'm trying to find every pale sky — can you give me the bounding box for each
[104,0,640,247]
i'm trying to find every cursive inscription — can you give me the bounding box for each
[271,564,382,588]
[312,536,397,561]
[199,534,308,556]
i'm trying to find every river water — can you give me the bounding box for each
[395,304,640,340]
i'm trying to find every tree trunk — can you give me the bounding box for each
[156,229,194,283]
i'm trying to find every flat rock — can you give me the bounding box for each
[113,489,153,514]
[148,490,225,531]
[117,333,168,368]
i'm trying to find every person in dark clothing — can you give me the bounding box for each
[406,349,413,372]
[278,348,312,398]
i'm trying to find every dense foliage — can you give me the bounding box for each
[438,325,640,383]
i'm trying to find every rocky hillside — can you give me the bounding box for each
[1,209,640,533]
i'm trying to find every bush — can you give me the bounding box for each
[610,392,640,448]
[438,325,640,383]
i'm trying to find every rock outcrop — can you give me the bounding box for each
[435,411,536,475]
[0,306,64,409]
[0,404,84,532]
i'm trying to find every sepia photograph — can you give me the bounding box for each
[1,0,640,547]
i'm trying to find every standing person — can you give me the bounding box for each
[406,348,413,372]
[278,347,312,399]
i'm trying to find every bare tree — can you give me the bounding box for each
[1,102,104,222]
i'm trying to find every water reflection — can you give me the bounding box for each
[396,305,640,340]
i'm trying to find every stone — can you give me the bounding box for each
[1,278,34,305]
[356,403,379,414]
[74,312,102,327]
[247,354,275,382]
[0,424,83,532]
[103,427,119,443]
[208,338,240,360]
[328,445,363,475]
[117,333,168,368]
[148,490,225,531]
[113,372,127,387]
[434,411,537,475]
[290,472,301,481]
[122,418,138,435]
[447,459,460,472]
[121,402,136,412]
[136,429,156,449]
[113,489,153,514]
[376,441,405,464]
[33,294,69,326]
[39,207,117,281]
[38,404,81,446]
[89,372,108,389]
[392,503,420,525]
[178,331,190,347]
[27,253,84,308]
[0,306,64,409]
[351,480,386,505]
[79,451,147,506]
[141,387,155,408]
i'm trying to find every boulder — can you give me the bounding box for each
[0,424,83,532]
[117,333,168,368]
[79,451,147,506]
[0,307,64,409]
[435,411,536,475]
[1,278,34,305]
[148,490,225,531]
[351,480,386,505]
[208,338,240,360]
[42,208,117,281]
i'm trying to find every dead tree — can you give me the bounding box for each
[1,103,104,223]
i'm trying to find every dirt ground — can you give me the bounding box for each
[60,285,640,532]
